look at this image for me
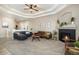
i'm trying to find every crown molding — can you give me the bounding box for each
[0,4,69,18]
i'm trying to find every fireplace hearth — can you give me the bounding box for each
[59,29,76,42]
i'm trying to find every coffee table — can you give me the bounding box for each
[32,35,40,41]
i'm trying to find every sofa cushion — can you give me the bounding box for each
[26,31,30,34]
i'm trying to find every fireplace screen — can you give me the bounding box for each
[59,29,76,42]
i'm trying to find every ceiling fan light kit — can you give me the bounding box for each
[24,4,39,13]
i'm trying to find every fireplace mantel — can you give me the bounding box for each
[59,27,76,29]
[59,23,76,29]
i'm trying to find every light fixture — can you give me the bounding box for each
[24,4,39,13]
[2,22,8,28]
[71,21,74,24]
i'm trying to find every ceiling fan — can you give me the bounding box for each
[24,4,39,12]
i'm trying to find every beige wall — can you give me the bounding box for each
[28,5,79,40]
[28,4,79,40]
[2,16,15,30]
[19,15,58,32]
[30,15,57,32]
[2,4,78,37]
[19,5,79,33]
[0,16,15,38]
[56,4,79,40]
[19,21,32,31]
[0,4,79,39]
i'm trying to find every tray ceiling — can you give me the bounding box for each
[0,4,68,19]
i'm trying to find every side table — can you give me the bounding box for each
[66,47,79,55]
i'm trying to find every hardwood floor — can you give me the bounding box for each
[0,37,65,55]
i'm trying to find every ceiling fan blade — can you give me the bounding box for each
[32,8,39,11]
[24,4,39,12]
[25,4,30,7]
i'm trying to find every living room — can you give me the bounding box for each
[0,4,79,55]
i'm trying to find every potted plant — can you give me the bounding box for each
[60,22,64,27]
[71,17,75,24]
[71,17,75,22]
[57,20,60,24]
[74,41,79,48]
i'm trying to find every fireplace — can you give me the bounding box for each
[59,29,76,42]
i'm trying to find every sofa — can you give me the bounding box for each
[13,31,32,40]
[34,31,52,39]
